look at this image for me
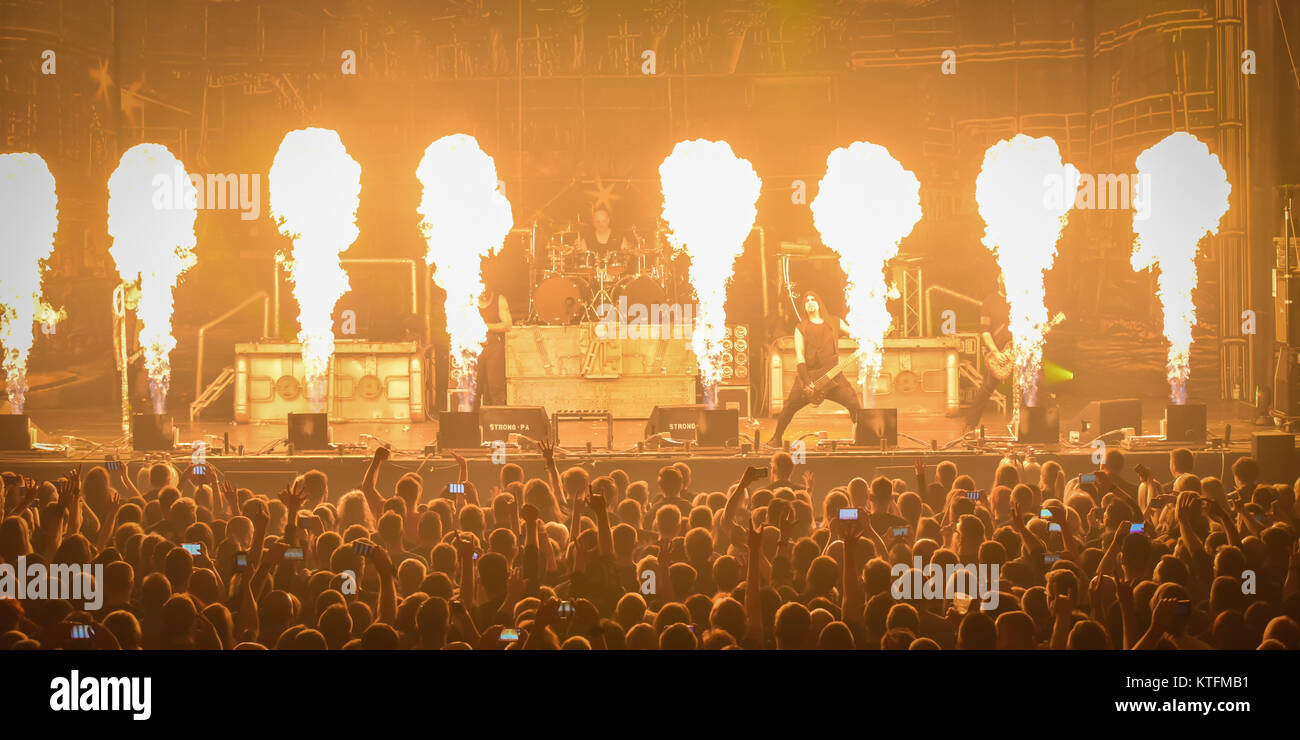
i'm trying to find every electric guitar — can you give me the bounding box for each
[984,311,1066,380]
[805,360,846,405]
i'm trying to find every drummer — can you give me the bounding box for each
[576,205,631,262]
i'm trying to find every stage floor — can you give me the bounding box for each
[0,395,1273,494]
[10,394,1256,453]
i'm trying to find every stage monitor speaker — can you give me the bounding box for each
[1252,431,1298,484]
[1164,404,1207,444]
[132,414,175,451]
[1273,344,1300,417]
[854,408,898,447]
[0,414,34,451]
[439,411,482,449]
[287,412,330,451]
[479,406,550,444]
[1017,406,1060,444]
[716,386,751,418]
[696,408,740,447]
[1078,398,1142,440]
[644,404,706,440]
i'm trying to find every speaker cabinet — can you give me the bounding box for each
[644,404,706,440]
[1077,398,1142,440]
[1017,406,1060,444]
[131,414,175,452]
[1164,404,1207,444]
[479,406,550,444]
[696,408,740,447]
[1253,432,1298,484]
[438,411,482,449]
[854,408,899,447]
[287,412,330,451]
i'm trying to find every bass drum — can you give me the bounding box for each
[612,274,666,309]
[534,275,589,324]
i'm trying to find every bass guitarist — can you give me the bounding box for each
[767,291,862,447]
[960,274,1011,431]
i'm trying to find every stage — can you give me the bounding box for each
[0,395,1269,493]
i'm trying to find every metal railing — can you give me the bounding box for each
[193,291,270,407]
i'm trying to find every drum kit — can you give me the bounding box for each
[530,221,676,324]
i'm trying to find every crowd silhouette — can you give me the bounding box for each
[2,443,1297,650]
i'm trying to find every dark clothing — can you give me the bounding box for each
[769,317,860,443]
[800,319,839,375]
[770,374,861,444]
[581,227,623,258]
[475,293,507,409]
[965,291,1011,427]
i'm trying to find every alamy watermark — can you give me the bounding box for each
[0,556,103,610]
[890,557,1001,611]
[1042,172,1152,220]
[151,166,261,220]
[594,299,695,340]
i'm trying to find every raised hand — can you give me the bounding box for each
[745,518,763,556]
[374,445,392,463]
[520,502,539,523]
[802,471,815,494]
[779,508,798,541]
[912,458,925,479]
[58,468,82,513]
[281,481,304,516]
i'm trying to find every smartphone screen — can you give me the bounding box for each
[967,490,982,501]
[1129,523,1145,534]
[193,465,207,476]
[352,541,374,557]
[1044,553,1060,565]
[499,628,520,641]
[558,601,575,618]
[1040,508,1052,518]
[1174,600,1191,616]
[892,526,909,538]
[181,543,201,556]
[283,547,304,561]
[838,508,858,521]
[449,482,465,494]
[753,467,770,478]
[1080,473,1097,484]
[106,459,122,472]
[1049,522,1062,532]
[70,624,93,640]
[234,552,249,571]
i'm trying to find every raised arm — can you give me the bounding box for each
[361,446,391,520]
[538,440,565,508]
[723,466,764,527]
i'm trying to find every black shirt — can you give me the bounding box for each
[800,319,839,374]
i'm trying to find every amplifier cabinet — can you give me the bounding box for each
[235,340,423,423]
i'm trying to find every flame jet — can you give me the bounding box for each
[659,139,761,399]
[268,128,362,408]
[416,134,513,405]
[1131,132,1230,404]
[975,134,1077,406]
[107,144,199,414]
[811,142,922,396]
[0,153,61,413]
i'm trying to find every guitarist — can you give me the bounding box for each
[960,274,1012,431]
[767,291,862,447]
